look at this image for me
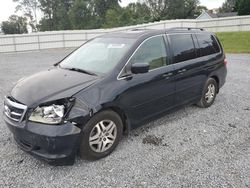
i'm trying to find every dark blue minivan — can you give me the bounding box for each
[3,28,227,165]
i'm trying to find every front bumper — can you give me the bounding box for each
[4,115,81,165]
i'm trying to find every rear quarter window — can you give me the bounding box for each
[169,34,196,63]
[196,34,220,57]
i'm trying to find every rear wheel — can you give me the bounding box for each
[80,110,123,160]
[197,78,218,108]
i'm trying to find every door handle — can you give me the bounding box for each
[162,72,173,78]
[177,69,187,74]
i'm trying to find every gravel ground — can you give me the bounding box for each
[0,49,249,188]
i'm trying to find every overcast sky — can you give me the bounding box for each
[0,0,226,23]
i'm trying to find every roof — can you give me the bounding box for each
[196,10,238,20]
[207,12,218,18]
[217,12,238,17]
[101,29,164,39]
[100,28,210,40]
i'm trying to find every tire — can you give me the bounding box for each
[197,78,218,108]
[80,110,123,160]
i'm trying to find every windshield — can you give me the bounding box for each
[60,37,135,74]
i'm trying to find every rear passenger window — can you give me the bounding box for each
[196,34,220,56]
[169,34,196,63]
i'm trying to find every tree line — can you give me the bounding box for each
[219,0,250,14]
[1,0,250,34]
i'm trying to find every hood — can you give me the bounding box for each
[11,67,99,107]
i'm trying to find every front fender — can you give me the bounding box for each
[66,98,92,129]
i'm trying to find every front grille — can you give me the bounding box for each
[4,96,27,122]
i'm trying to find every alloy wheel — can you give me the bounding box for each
[205,84,216,103]
[89,120,117,153]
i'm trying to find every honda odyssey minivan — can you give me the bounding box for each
[3,28,227,165]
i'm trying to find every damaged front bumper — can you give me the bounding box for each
[4,115,81,165]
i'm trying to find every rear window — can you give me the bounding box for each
[169,34,196,63]
[196,34,220,57]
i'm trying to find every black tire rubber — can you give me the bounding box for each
[197,78,218,108]
[80,110,123,160]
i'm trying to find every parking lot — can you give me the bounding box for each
[0,49,249,187]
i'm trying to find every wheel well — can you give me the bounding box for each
[210,75,220,93]
[102,107,129,135]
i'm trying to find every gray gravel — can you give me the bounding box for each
[0,49,250,188]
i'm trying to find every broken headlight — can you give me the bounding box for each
[28,98,74,125]
[29,104,65,124]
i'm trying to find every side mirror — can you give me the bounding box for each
[131,63,150,74]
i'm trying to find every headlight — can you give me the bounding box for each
[29,104,65,124]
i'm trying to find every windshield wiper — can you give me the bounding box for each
[63,67,97,76]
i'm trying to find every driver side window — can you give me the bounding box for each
[129,35,168,70]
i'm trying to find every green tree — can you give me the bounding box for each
[144,0,170,21]
[92,0,120,17]
[102,8,123,28]
[90,0,121,28]
[69,0,95,29]
[38,0,121,30]
[125,2,151,24]
[219,0,236,13]
[38,0,57,31]
[36,0,202,31]
[194,5,208,17]
[102,2,151,28]
[144,0,199,21]
[69,0,122,29]
[38,0,73,31]
[1,15,28,34]
[236,0,250,15]
[169,0,200,19]
[13,0,39,31]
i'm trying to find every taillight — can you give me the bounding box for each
[224,59,228,66]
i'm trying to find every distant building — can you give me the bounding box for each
[196,10,238,20]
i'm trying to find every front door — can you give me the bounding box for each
[118,35,175,125]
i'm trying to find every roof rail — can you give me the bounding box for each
[169,27,205,31]
[130,28,153,31]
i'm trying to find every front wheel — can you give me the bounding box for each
[80,110,123,160]
[197,78,218,108]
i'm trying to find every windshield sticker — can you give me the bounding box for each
[107,44,125,49]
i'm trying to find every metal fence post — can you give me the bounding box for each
[62,33,65,48]
[239,17,242,32]
[37,34,41,50]
[13,35,17,52]
[85,32,88,41]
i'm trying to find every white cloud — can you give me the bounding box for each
[200,0,226,9]
[120,0,139,6]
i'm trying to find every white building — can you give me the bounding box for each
[196,10,238,20]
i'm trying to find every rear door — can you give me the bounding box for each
[195,33,223,69]
[168,33,204,105]
[195,33,224,87]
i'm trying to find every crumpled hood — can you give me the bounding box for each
[11,67,99,107]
